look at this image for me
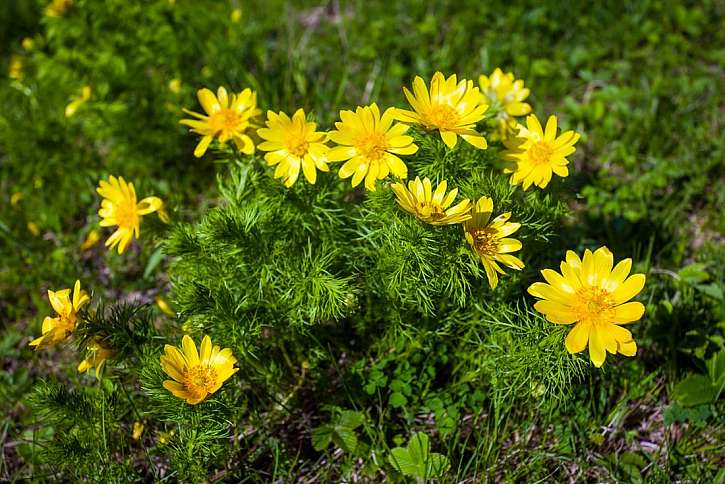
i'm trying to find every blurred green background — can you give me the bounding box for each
[1,0,723,481]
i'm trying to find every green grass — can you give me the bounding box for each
[1,0,723,481]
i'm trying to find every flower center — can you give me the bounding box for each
[286,133,310,158]
[426,104,460,130]
[574,287,615,325]
[471,227,498,256]
[529,141,553,165]
[115,201,139,229]
[209,108,243,135]
[356,132,389,161]
[183,365,218,399]
[416,201,445,220]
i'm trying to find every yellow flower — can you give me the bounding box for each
[230,8,242,22]
[27,222,40,236]
[391,176,471,225]
[180,86,261,158]
[157,430,175,444]
[503,114,580,190]
[160,335,238,405]
[155,295,176,318]
[478,68,531,139]
[528,247,646,367]
[22,37,34,51]
[327,103,417,191]
[29,280,90,350]
[80,229,101,251]
[96,175,169,254]
[395,72,488,150]
[45,0,72,17]
[463,197,524,288]
[65,85,92,118]
[78,339,114,379]
[257,109,331,187]
[132,421,145,440]
[168,78,182,94]
[10,192,23,207]
[8,55,23,80]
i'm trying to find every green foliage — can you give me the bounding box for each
[1,0,723,481]
[388,432,450,481]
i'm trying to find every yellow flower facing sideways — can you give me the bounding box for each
[180,86,261,157]
[503,114,580,190]
[96,175,169,254]
[396,72,488,150]
[463,197,524,288]
[160,335,238,405]
[478,68,531,139]
[65,85,91,118]
[78,339,114,380]
[528,247,646,367]
[391,176,471,225]
[327,103,418,191]
[29,280,90,350]
[257,109,331,187]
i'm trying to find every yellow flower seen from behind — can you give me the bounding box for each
[80,229,101,251]
[257,109,331,187]
[478,68,531,139]
[528,246,646,367]
[180,86,261,157]
[327,103,417,191]
[463,197,524,288]
[78,339,114,379]
[396,72,488,150]
[503,114,580,190]
[160,335,238,405]
[29,280,90,350]
[96,175,169,254]
[132,421,145,440]
[391,176,472,225]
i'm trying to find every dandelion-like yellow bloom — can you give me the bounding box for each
[478,68,531,139]
[528,247,646,367]
[327,103,417,191]
[96,176,169,254]
[463,197,524,288]
[65,85,91,118]
[45,0,72,17]
[78,339,114,379]
[160,335,238,405]
[257,109,331,187]
[180,86,260,157]
[29,280,90,350]
[391,176,471,225]
[503,114,580,190]
[396,72,488,150]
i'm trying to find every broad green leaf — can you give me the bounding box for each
[672,374,717,407]
[311,425,333,451]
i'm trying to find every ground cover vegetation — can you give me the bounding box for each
[1,0,723,481]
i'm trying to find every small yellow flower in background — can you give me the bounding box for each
[528,246,646,368]
[65,85,92,118]
[132,421,145,440]
[395,72,488,150]
[10,192,23,207]
[27,222,40,236]
[96,175,169,254]
[503,114,580,190]
[45,0,72,17]
[155,295,176,318]
[391,176,471,225]
[160,335,238,405]
[463,197,524,288]
[80,229,101,251]
[478,68,531,139]
[29,280,90,350]
[327,103,417,191]
[257,109,331,187]
[168,78,182,94]
[157,430,175,444]
[22,37,34,51]
[230,8,242,22]
[8,56,23,80]
[78,339,114,379]
[180,86,261,158]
